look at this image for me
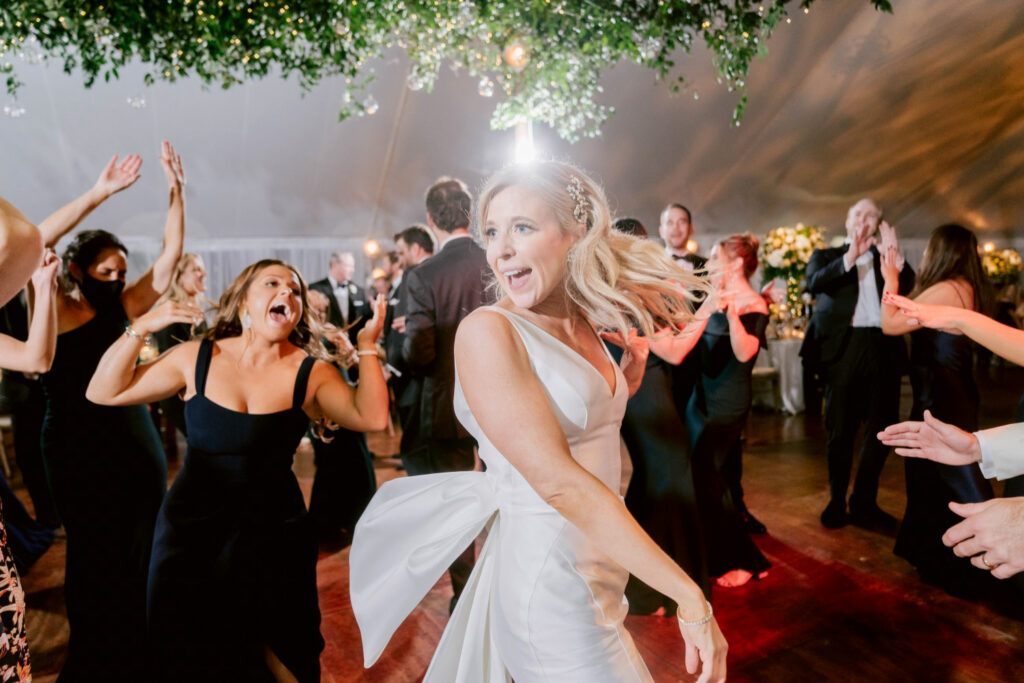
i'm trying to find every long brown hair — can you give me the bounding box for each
[204,259,337,362]
[909,224,992,314]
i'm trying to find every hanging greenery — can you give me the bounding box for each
[0,0,891,141]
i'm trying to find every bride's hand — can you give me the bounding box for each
[678,615,728,683]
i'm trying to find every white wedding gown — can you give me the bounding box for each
[350,306,654,682]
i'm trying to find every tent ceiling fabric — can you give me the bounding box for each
[1,0,1022,251]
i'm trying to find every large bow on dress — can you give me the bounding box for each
[350,471,507,681]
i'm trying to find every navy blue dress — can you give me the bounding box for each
[686,312,771,578]
[40,303,167,680]
[895,328,995,595]
[146,339,323,682]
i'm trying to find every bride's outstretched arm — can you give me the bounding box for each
[456,309,727,683]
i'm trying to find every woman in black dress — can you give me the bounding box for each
[87,259,389,682]
[686,233,771,588]
[603,217,711,613]
[881,224,996,596]
[40,142,186,681]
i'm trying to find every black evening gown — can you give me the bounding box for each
[152,320,203,436]
[147,339,323,682]
[894,328,996,594]
[607,343,709,611]
[40,303,167,681]
[686,312,771,578]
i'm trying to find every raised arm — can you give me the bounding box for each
[122,141,186,319]
[884,292,1024,365]
[725,303,764,363]
[647,295,716,365]
[86,301,202,406]
[456,310,726,682]
[37,154,142,248]
[311,294,389,432]
[0,251,60,373]
[805,247,856,295]
[0,198,44,308]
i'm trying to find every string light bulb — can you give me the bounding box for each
[364,240,381,257]
[983,242,996,253]
[503,39,528,71]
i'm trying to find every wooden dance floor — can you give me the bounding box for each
[18,367,1024,681]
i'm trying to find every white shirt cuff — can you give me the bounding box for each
[974,423,1024,480]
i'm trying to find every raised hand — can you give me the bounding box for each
[133,300,204,337]
[356,293,388,349]
[601,327,649,396]
[879,244,901,283]
[30,249,60,293]
[159,141,185,193]
[94,154,143,198]
[877,409,981,466]
[882,292,963,330]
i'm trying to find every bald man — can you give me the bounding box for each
[801,199,915,530]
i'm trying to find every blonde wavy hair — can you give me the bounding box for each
[476,161,710,337]
[157,253,215,307]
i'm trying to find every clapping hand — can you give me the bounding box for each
[159,141,185,193]
[600,327,649,397]
[30,250,60,293]
[877,409,981,466]
[356,293,388,348]
[879,244,901,284]
[849,222,877,261]
[94,153,143,198]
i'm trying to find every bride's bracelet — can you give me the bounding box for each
[677,600,714,627]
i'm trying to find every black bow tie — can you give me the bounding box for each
[672,254,689,261]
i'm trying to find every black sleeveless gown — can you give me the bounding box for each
[146,338,323,681]
[40,303,167,680]
[607,344,709,612]
[895,328,996,595]
[686,312,771,578]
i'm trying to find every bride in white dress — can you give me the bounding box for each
[350,162,727,682]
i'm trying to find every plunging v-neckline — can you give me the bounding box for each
[491,306,620,397]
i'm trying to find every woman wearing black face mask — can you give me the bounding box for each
[40,141,189,681]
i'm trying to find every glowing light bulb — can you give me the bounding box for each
[503,40,528,71]
[364,240,381,257]
[686,239,699,254]
[983,242,995,253]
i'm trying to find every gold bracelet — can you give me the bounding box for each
[677,600,714,627]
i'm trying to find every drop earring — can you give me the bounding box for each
[241,311,251,329]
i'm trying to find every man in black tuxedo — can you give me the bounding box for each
[402,177,488,612]
[801,199,915,530]
[383,224,434,447]
[309,250,370,345]
[659,203,706,273]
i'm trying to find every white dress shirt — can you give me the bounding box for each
[846,249,881,328]
[328,275,350,324]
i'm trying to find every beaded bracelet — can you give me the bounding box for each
[123,325,144,340]
[356,350,379,357]
[677,600,714,627]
